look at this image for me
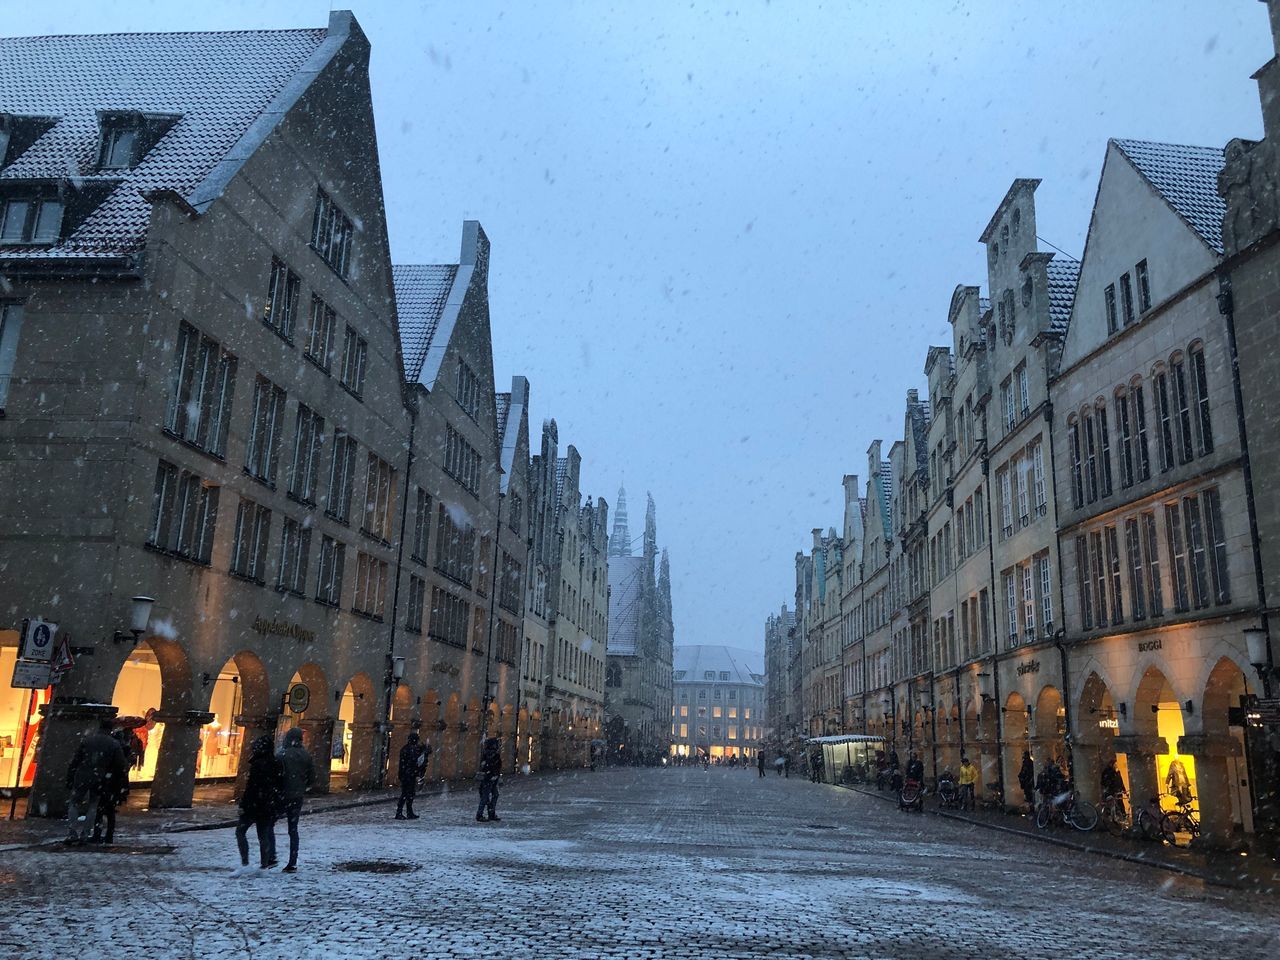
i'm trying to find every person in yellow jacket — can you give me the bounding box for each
[958,755,978,810]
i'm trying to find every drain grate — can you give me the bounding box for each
[335,860,418,875]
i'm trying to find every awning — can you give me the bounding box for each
[804,735,885,745]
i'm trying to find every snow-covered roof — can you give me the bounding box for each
[393,263,459,381]
[1113,139,1226,254]
[0,22,338,260]
[1045,255,1081,336]
[606,555,646,656]
[672,645,764,687]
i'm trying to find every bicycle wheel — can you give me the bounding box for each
[1136,809,1161,841]
[1035,802,1051,830]
[1103,803,1127,837]
[1069,799,1099,832]
[1160,811,1188,845]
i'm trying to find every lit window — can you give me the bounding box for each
[712,706,722,719]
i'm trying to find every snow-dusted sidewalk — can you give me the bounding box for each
[0,767,1276,959]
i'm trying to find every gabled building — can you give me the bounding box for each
[0,14,413,814]
[1054,138,1259,846]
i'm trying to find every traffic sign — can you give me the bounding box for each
[49,636,75,683]
[11,659,51,689]
[20,619,58,663]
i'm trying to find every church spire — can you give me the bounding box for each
[609,485,632,557]
[644,493,657,562]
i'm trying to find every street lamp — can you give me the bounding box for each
[113,595,155,644]
[1245,628,1276,697]
[977,672,995,704]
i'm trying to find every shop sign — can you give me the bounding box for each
[11,659,51,689]
[251,616,316,644]
[286,683,311,715]
[1137,638,1163,653]
[1016,659,1040,677]
[1255,698,1280,725]
[1097,717,1119,729]
[431,661,460,678]
[19,618,58,663]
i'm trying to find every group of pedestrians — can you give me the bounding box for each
[63,720,132,846]
[234,728,315,873]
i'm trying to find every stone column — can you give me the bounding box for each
[233,714,281,797]
[149,710,214,809]
[298,718,334,795]
[1112,734,1168,809]
[346,721,383,791]
[1178,733,1244,849]
[386,720,413,788]
[1071,738,1107,806]
[27,702,118,819]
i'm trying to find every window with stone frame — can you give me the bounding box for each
[361,452,395,543]
[325,429,359,523]
[1090,530,1108,629]
[1154,368,1176,472]
[353,550,388,620]
[310,187,353,278]
[339,325,368,398]
[1083,410,1099,504]
[1132,379,1152,481]
[1124,518,1146,622]
[1171,354,1194,465]
[315,535,345,606]
[434,502,475,587]
[1068,418,1084,508]
[305,296,336,372]
[1116,387,1135,489]
[277,516,310,596]
[1104,283,1118,335]
[1119,272,1135,326]
[1164,502,1190,613]
[1189,343,1213,456]
[411,487,431,564]
[165,321,236,458]
[1136,259,1152,312]
[148,460,219,564]
[1075,536,1093,630]
[263,257,301,341]
[1104,524,1124,625]
[245,375,286,485]
[230,497,271,584]
[287,404,324,505]
[1037,553,1053,634]
[406,574,426,633]
[1142,511,1164,617]
[428,585,470,647]
[1096,403,1113,498]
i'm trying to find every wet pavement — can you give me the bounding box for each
[0,767,1277,959]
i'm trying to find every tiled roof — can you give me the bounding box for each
[0,26,328,259]
[672,645,764,687]
[606,556,646,656]
[1114,139,1226,254]
[392,264,458,380]
[876,461,893,538]
[494,392,511,443]
[1045,255,1081,335]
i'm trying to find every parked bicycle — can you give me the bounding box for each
[1098,790,1130,837]
[1035,789,1099,832]
[1128,795,1166,841]
[1159,794,1200,846]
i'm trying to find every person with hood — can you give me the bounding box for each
[64,720,127,846]
[396,731,426,821]
[91,728,134,845]
[476,736,502,822]
[1018,750,1036,811]
[277,728,315,873]
[236,735,283,870]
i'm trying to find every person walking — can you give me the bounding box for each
[476,736,502,823]
[958,755,978,811]
[236,735,282,871]
[64,720,127,846]
[1017,750,1036,812]
[277,728,314,873]
[757,751,766,778]
[783,753,792,779]
[91,728,134,845]
[395,732,426,820]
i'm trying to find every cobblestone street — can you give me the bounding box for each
[1,767,1278,959]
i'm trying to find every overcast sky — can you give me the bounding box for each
[11,2,1275,654]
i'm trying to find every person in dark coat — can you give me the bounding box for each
[65,720,128,845]
[395,732,426,820]
[91,728,134,845]
[236,735,283,869]
[476,737,502,822]
[1018,750,1036,811]
[757,751,766,778]
[905,752,925,783]
[277,728,315,873]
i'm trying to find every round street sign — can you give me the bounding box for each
[286,683,310,715]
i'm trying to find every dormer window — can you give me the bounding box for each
[0,113,58,171]
[0,197,64,244]
[99,125,137,169]
[0,118,10,169]
[95,111,179,172]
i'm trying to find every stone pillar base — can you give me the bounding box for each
[149,710,214,809]
[27,702,119,819]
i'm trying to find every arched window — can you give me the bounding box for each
[1001,224,1010,249]
[1151,363,1175,473]
[1081,405,1100,504]
[1168,350,1193,464]
[1188,341,1213,456]
[1066,415,1084,508]
[1114,385,1134,489]
[1095,398,1113,497]
[1129,375,1151,481]
[605,661,622,688]
[1012,208,1022,236]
